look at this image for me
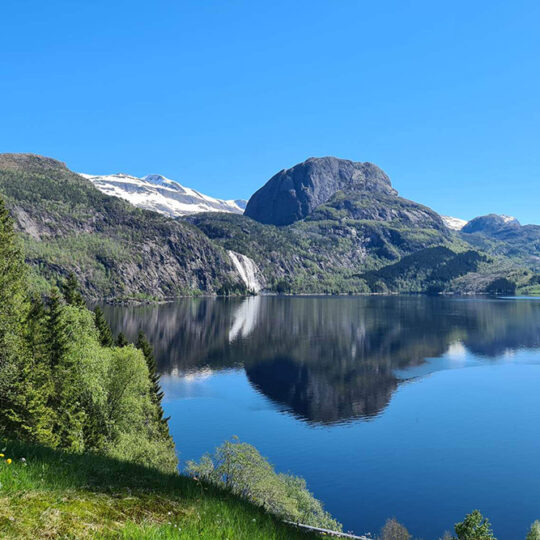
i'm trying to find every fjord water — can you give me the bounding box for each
[104,296,540,539]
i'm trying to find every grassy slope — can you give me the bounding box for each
[0,440,318,540]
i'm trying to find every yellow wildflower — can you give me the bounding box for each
[0,453,4,458]
[6,459,12,464]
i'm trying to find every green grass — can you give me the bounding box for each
[0,440,319,539]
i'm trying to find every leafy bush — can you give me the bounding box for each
[379,518,411,540]
[453,510,496,540]
[186,438,341,531]
[527,521,540,540]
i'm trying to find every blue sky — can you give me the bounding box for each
[1,0,539,223]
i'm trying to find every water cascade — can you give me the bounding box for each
[227,250,263,293]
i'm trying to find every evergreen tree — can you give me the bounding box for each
[46,289,68,368]
[94,306,114,347]
[116,332,129,347]
[25,293,46,353]
[62,272,85,307]
[136,330,169,435]
[0,197,29,433]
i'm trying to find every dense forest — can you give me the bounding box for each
[0,197,176,470]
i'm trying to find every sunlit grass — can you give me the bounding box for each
[0,440,318,539]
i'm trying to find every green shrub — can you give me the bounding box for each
[186,438,341,531]
[527,521,540,540]
[454,510,496,540]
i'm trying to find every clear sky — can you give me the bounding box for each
[1,0,539,224]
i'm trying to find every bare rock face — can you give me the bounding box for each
[244,156,397,226]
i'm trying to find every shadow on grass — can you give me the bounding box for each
[1,438,319,539]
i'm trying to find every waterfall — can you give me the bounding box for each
[228,250,262,293]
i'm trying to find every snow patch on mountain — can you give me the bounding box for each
[79,172,246,217]
[499,214,519,224]
[442,215,468,231]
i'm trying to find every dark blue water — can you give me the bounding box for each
[104,296,540,539]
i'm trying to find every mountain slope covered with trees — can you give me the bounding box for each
[0,153,241,300]
[0,153,537,299]
[190,157,537,295]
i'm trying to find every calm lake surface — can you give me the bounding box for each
[104,296,540,539]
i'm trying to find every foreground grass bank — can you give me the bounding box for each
[0,440,320,539]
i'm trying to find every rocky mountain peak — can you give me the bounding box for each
[244,156,397,226]
[462,214,521,234]
[143,174,175,186]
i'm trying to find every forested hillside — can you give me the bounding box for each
[460,214,540,272]
[0,153,536,298]
[0,154,240,300]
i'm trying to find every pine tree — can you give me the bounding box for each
[45,288,88,450]
[25,294,46,354]
[136,330,170,435]
[94,307,114,347]
[62,272,85,307]
[454,510,495,540]
[116,332,128,347]
[0,197,29,432]
[46,288,68,368]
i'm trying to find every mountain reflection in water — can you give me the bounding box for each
[103,296,540,425]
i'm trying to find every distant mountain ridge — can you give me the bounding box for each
[193,156,538,294]
[460,213,540,272]
[0,153,256,299]
[462,213,520,234]
[81,172,246,218]
[0,152,537,298]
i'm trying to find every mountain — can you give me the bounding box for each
[0,153,536,299]
[0,153,254,299]
[441,215,467,230]
[460,214,540,272]
[80,172,246,217]
[192,157,538,295]
[192,157,484,294]
[244,156,398,225]
[462,213,521,234]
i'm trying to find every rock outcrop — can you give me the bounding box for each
[244,156,397,226]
